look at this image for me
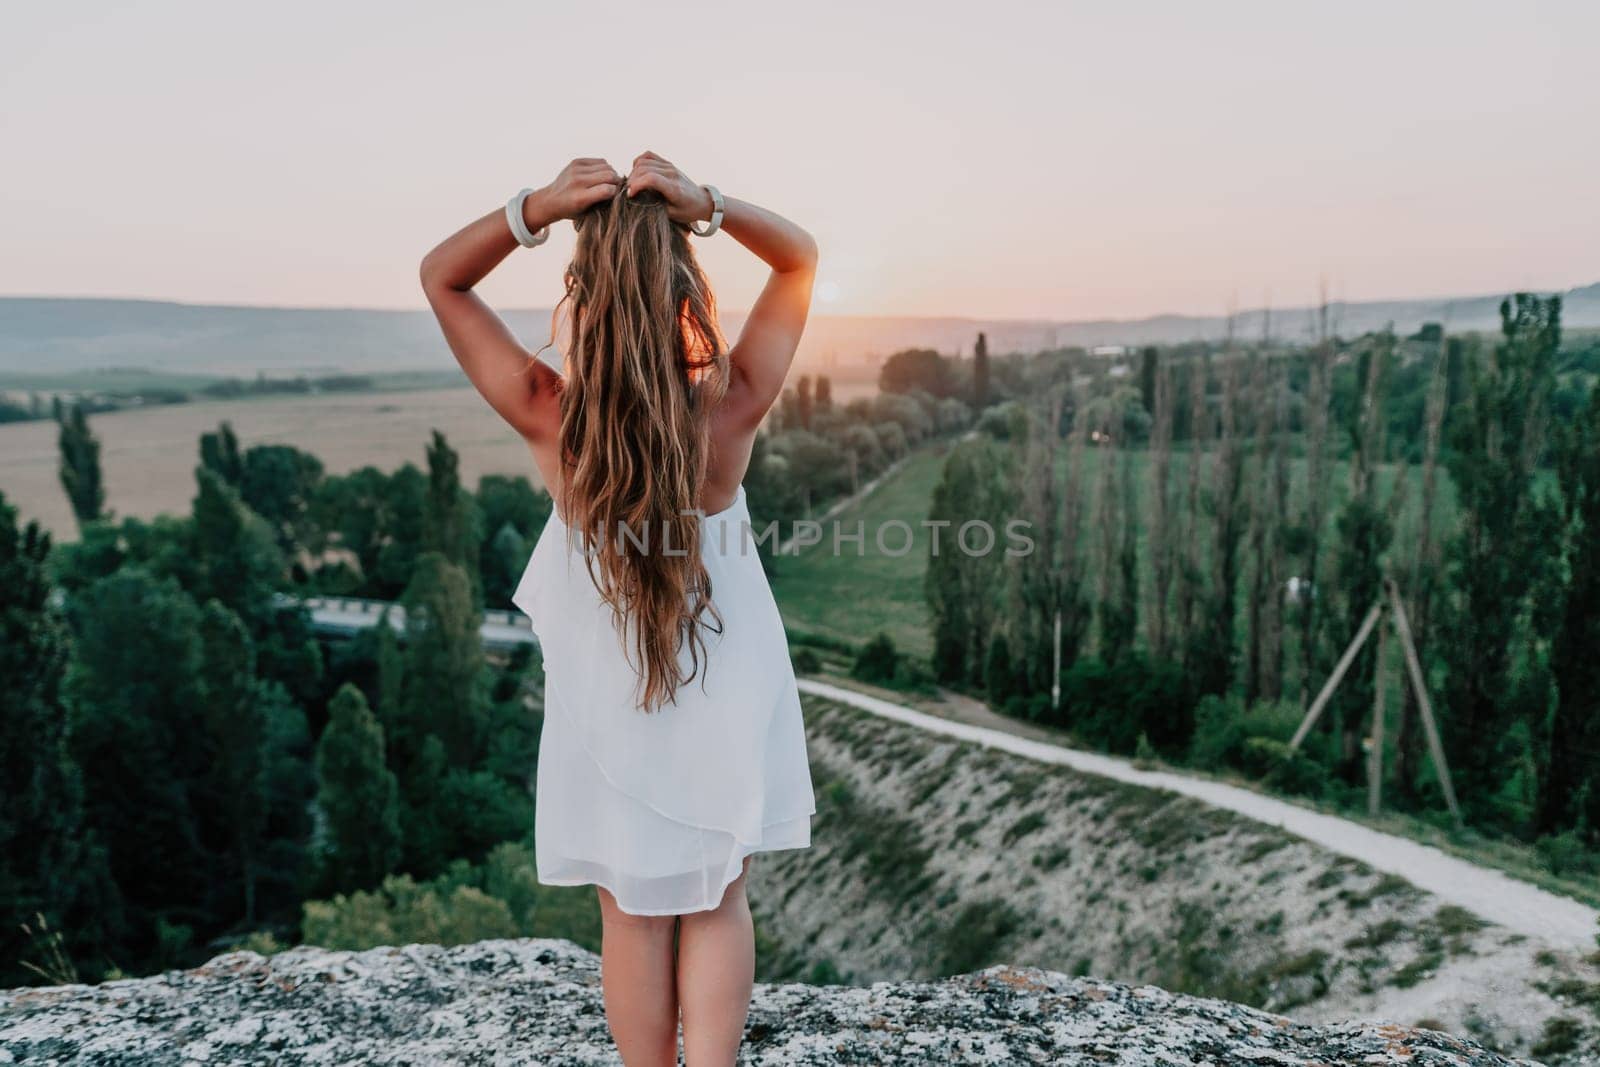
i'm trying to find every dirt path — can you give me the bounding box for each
[796,677,1599,949]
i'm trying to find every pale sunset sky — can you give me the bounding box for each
[1,1,1595,321]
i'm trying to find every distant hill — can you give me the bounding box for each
[2,283,1596,380]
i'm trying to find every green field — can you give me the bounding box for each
[770,444,954,660]
[770,432,1466,673]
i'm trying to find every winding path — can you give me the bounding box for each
[797,677,1599,950]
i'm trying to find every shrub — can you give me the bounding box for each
[1048,653,1193,756]
[1247,738,1328,798]
[792,647,822,674]
[300,842,601,953]
[852,632,901,685]
[937,900,1021,975]
[1189,695,1305,774]
[1538,830,1600,878]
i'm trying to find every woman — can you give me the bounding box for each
[420,152,818,1066]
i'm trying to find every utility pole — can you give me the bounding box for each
[1288,575,1462,829]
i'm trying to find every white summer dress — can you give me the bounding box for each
[512,486,816,915]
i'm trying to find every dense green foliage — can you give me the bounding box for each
[923,296,1600,872]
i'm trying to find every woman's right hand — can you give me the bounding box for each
[534,158,622,223]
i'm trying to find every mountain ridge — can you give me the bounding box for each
[3,282,1596,379]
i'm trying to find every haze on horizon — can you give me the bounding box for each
[2,1,1595,323]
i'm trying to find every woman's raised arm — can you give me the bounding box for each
[419,158,620,441]
[626,152,818,430]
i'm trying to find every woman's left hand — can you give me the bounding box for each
[626,151,714,225]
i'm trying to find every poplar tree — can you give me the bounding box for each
[1538,380,1600,837]
[1327,333,1400,781]
[1145,355,1176,660]
[1438,295,1561,822]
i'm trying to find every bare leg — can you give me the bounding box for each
[677,857,755,1067]
[597,886,680,1067]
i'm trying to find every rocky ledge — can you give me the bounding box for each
[0,938,1529,1066]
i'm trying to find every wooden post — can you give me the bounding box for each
[1051,610,1062,711]
[1385,577,1463,829]
[1290,600,1382,751]
[1368,620,1387,817]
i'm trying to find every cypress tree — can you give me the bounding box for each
[315,684,401,893]
[973,332,991,411]
[815,375,833,413]
[55,399,105,529]
[196,601,269,924]
[199,421,244,486]
[796,376,814,429]
[401,552,486,769]
[423,431,481,607]
[191,467,284,628]
[1138,346,1157,416]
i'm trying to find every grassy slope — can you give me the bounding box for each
[750,695,1594,1061]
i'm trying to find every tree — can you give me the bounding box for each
[0,492,119,984]
[1188,353,1247,699]
[1145,355,1177,660]
[1138,346,1158,416]
[1294,302,1337,703]
[400,553,487,771]
[879,348,957,398]
[1394,336,1450,805]
[199,421,244,487]
[1437,295,1561,824]
[239,444,325,557]
[54,398,105,528]
[423,432,482,607]
[483,522,530,609]
[925,437,1016,685]
[64,568,210,966]
[796,375,814,429]
[973,332,991,411]
[1325,335,1400,780]
[1091,407,1139,666]
[815,375,834,413]
[1539,380,1600,837]
[851,632,900,686]
[196,601,270,924]
[476,475,551,547]
[191,467,285,629]
[316,684,402,894]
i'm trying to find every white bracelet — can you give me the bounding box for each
[689,185,724,238]
[506,188,550,248]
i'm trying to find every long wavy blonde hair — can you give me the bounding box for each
[553,187,730,711]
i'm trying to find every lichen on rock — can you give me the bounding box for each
[0,938,1531,1065]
